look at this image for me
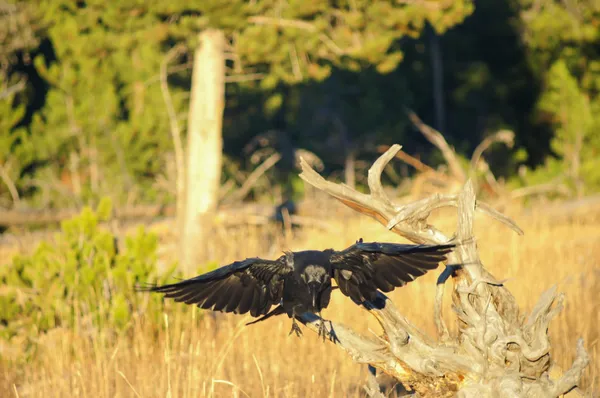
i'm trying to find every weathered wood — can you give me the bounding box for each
[407,110,466,183]
[470,130,514,173]
[223,153,282,204]
[179,29,226,272]
[297,144,590,397]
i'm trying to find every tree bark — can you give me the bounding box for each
[428,26,446,135]
[179,29,225,271]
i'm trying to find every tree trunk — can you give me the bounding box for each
[428,26,445,134]
[179,29,225,272]
[345,150,356,189]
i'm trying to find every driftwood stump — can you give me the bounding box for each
[297,144,590,397]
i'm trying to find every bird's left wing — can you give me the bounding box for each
[138,256,292,317]
[330,240,454,303]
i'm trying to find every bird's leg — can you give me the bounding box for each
[317,312,327,342]
[288,309,303,338]
[289,318,303,337]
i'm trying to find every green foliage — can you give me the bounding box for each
[233,0,473,87]
[511,156,565,193]
[11,0,191,207]
[0,198,178,360]
[0,0,474,208]
[536,61,600,192]
[0,2,43,206]
[513,2,600,195]
[9,0,598,204]
[517,1,600,76]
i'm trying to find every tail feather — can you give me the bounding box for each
[245,305,285,326]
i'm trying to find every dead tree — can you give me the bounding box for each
[297,144,590,397]
[179,29,225,272]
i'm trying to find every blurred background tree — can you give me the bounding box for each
[0,1,42,208]
[513,0,600,197]
[0,0,599,215]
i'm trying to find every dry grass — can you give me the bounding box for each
[1,200,599,397]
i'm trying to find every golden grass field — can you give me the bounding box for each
[1,199,599,397]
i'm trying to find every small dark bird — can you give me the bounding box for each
[139,239,454,339]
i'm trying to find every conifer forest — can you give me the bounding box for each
[1,1,599,397]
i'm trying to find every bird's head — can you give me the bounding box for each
[301,265,328,309]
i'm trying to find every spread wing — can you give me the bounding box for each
[138,257,292,317]
[330,240,454,303]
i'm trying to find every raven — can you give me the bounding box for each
[139,239,454,339]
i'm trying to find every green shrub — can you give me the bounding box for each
[524,60,600,196]
[0,198,179,360]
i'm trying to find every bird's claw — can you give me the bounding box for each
[289,320,303,338]
[317,319,328,342]
[328,320,339,343]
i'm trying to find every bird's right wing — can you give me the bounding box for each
[138,257,293,317]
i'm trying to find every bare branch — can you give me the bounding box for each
[550,339,590,397]
[248,16,345,55]
[160,44,187,235]
[407,110,466,182]
[224,73,265,83]
[0,160,19,205]
[396,0,445,9]
[223,153,281,204]
[470,130,514,172]
[476,201,524,235]
[248,16,317,32]
[477,158,504,197]
[289,44,303,82]
[0,79,26,101]
[138,61,193,89]
[367,144,398,208]
[376,144,436,174]
[434,283,450,342]
[299,144,523,245]
[363,366,386,398]
[294,149,324,172]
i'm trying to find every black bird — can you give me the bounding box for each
[139,239,454,339]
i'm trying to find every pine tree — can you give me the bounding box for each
[515,1,600,195]
[176,0,475,269]
[0,0,41,206]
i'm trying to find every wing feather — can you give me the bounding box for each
[330,241,454,303]
[212,280,237,312]
[176,280,223,304]
[379,269,405,287]
[249,287,265,317]
[373,271,395,292]
[200,281,230,309]
[224,282,245,313]
[140,257,292,318]
[236,285,255,314]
